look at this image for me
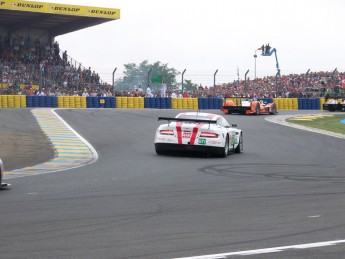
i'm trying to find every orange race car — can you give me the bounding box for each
[222,99,278,115]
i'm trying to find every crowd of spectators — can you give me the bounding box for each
[0,36,111,96]
[111,70,344,99]
[193,70,344,99]
[1,36,344,98]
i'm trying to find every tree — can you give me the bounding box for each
[183,79,198,92]
[115,60,180,92]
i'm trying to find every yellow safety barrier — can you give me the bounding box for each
[121,97,128,108]
[171,98,178,109]
[57,96,64,108]
[177,98,183,109]
[116,97,122,108]
[192,98,198,110]
[20,95,26,107]
[182,98,188,109]
[139,97,145,108]
[187,98,193,109]
[14,95,21,108]
[75,96,81,108]
[127,97,134,108]
[7,95,15,108]
[291,98,298,110]
[81,96,87,108]
[1,95,8,108]
[69,96,75,108]
[63,96,70,108]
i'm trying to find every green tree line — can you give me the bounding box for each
[114,60,198,92]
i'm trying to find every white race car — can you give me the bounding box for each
[154,112,243,157]
[0,158,10,189]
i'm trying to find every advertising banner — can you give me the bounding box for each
[0,0,120,19]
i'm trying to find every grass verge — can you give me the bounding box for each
[287,114,345,134]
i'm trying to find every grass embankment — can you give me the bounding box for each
[287,114,345,134]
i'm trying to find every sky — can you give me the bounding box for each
[30,0,345,86]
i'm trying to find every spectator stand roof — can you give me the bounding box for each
[0,0,120,37]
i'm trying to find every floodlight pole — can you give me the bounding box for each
[112,67,117,95]
[213,69,218,97]
[147,68,152,88]
[254,50,257,80]
[305,68,310,90]
[333,68,338,81]
[181,69,186,94]
[245,69,249,95]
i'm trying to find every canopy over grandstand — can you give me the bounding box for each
[0,0,120,93]
[0,0,120,37]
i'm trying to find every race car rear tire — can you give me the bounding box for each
[235,133,243,153]
[221,135,229,157]
[269,104,277,115]
[255,104,260,115]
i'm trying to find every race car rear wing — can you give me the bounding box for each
[158,117,217,124]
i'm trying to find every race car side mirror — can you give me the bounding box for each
[231,124,237,127]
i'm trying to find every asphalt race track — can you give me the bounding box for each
[1,108,345,259]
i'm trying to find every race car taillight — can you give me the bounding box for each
[160,130,174,135]
[200,132,218,138]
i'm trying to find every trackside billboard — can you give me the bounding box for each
[0,0,120,19]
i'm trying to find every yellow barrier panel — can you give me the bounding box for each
[139,97,144,108]
[14,95,21,108]
[20,95,26,107]
[75,96,81,108]
[57,96,64,108]
[171,98,178,109]
[116,97,122,108]
[1,95,8,108]
[320,98,325,110]
[7,95,15,108]
[69,96,75,108]
[177,98,183,109]
[277,98,284,110]
[63,96,70,108]
[286,98,292,110]
[291,98,298,110]
[121,97,128,108]
[182,98,188,109]
[133,97,140,108]
[127,97,134,108]
[0,95,2,108]
[193,98,198,110]
[187,98,193,109]
[283,98,288,110]
[81,96,87,108]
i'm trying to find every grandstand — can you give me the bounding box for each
[0,0,120,94]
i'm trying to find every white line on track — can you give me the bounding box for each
[4,108,98,179]
[173,239,345,259]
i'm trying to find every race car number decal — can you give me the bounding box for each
[183,132,192,138]
[231,132,238,144]
[198,138,206,145]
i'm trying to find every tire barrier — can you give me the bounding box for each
[172,98,198,109]
[0,95,329,110]
[297,98,320,110]
[198,97,222,110]
[0,95,27,108]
